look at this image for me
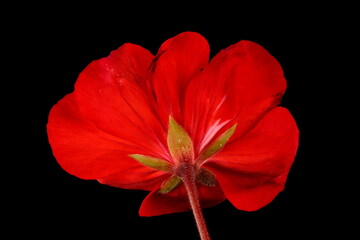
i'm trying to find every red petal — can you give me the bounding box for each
[107,43,154,92]
[98,171,171,191]
[205,107,299,211]
[139,183,225,216]
[150,32,210,125]
[74,43,170,160]
[47,94,167,190]
[184,40,286,153]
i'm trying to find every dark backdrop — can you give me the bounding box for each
[15,7,343,240]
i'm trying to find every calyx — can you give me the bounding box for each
[129,117,236,194]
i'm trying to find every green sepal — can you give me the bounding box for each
[129,154,172,172]
[158,176,182,194]
[197,123,237,164]
[167,116,194,163]
[196,168,217,187]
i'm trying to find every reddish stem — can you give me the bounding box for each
[182,165,211,240]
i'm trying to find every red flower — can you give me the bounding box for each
[48,32,299,218]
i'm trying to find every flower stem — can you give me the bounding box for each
[183,165,211,240]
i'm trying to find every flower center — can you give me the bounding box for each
[129,116,236,194]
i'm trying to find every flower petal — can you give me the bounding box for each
[74,43,170,160]
[107,43,154,92]
[139,184,225,216]
[205,107,299,211]
[98,171,170,191]
[184,40,287,153]
[150,32,210,125]
[47,94,167,190]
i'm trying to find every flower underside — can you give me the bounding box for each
[129,116,236,194]
[47,32,300,240]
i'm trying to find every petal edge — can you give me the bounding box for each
[206,107,299,211]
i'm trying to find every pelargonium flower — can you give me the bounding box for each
[47,32,299,240]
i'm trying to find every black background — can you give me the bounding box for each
[13,6,346,240]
